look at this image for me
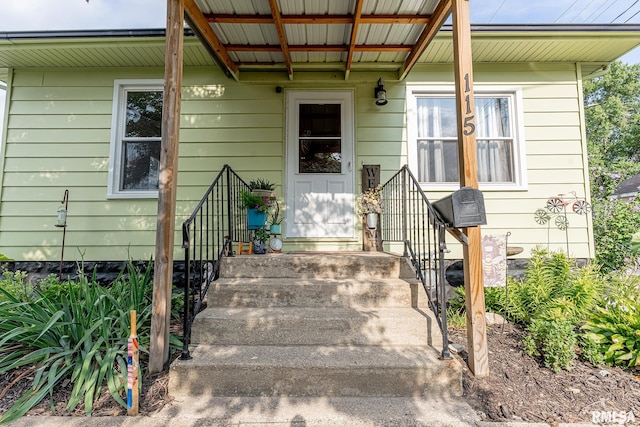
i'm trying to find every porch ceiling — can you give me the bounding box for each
[185,0,451,80]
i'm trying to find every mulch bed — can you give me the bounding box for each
[451,323,640,424]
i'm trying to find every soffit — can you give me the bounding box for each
[0,25,638,80]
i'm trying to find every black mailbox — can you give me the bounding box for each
[432,186,487,228]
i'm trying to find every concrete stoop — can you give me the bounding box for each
[169,252,462,406]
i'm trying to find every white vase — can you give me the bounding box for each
[366,212,378,229]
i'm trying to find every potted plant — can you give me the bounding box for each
[252,227,270,254]
[357,185,383,229]
[249,178,276,201]
[240,190,273,229]
[269,199,282,235]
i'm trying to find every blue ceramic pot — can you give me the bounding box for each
[247,209,267,230]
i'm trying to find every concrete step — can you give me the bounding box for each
[190,307,438,346]
[220,253,403,279]
[169,344,462,399]
[207,277,427,308]
[152,395,478,426]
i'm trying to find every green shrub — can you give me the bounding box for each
[524,317,577,372]
[591,197,640,273]
[582,272,640,368]
[579,331,606,366]
[0,270,32,302]
[450,249,604,372]
[0,260,181,423]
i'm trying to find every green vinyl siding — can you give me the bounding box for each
[0,62,594,261]
[0,66,286,261]
[412,63,592,259]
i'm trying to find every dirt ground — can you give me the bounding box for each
[1,324,639,423]
[450,323,640,424]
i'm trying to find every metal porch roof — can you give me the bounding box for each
[0,24,639,80]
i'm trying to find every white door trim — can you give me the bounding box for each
[285,90,355,239]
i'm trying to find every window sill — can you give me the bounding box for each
[420,182,528,192]
[107,191,159,200]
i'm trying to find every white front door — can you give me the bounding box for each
[285,91,355,238]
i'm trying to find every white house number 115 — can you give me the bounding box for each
[463,73,476,136]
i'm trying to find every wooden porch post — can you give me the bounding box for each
[451,0,489,377]
[149,0,184,373]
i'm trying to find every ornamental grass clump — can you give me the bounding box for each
[0,261,180,423]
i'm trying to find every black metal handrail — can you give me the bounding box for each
[380,165,451,359]
[180,164,251,359]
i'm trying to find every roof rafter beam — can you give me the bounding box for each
[345,0,364,80]
[205,14,430,25]
[399,0,452,80]
[268,0,293,80]
[184,0,238,80]
[225,44,412,52]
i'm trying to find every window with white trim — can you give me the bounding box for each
[108,80,163,198]
[407,86,527,190]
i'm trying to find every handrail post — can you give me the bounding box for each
[438,224,451,360]
[225,165,234,256]
[180,223,192,360]
[401,167,408,257]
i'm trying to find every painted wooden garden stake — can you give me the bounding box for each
[127,310,139,416]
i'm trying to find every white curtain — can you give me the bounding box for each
[476,98,513,182]
[416,98,457,182]
[416,96,513,183]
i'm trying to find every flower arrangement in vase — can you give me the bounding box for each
[356,185,383,229]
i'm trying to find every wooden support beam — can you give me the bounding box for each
[184,0,239,80]
[268,0,293,80]
[451,0,489,378]
[225,44,412,53]
[149,0,185,373]
[205,14,431,25]
[345,0,364,80]
[399,0,452,80]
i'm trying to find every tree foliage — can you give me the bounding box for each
[584,61,640,272]
[584,61,640,165]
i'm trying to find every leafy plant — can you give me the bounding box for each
[253,227,270,242]
[445,305,467,329]
[240,190,274,213]
[248,178,275,191]
[582,271,640,368]
[0,260,180,422]
[591,196,640,273]
[270,199,282,225]
[0,270,32,302]
[524,317,577,372]
[451,249,604,372]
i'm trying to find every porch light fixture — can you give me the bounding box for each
[374,78,388,106]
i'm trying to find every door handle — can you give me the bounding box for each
[348,161,352,172]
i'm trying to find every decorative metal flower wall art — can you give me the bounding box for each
[534,191,591,254]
